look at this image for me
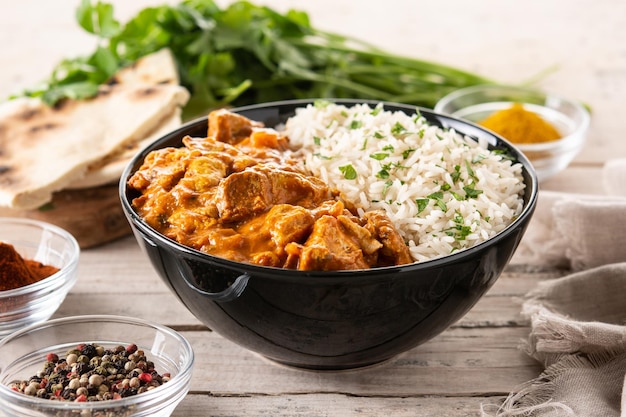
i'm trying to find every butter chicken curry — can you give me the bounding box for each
[128,109,413,270]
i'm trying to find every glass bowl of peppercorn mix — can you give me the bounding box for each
[0,218,80,339]
[435,84,590,182]
[0,314,194,417]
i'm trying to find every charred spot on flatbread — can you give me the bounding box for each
[95,88,112,98]
[29,122,59,134]
[17,108,42,121]
[53,98,73,110]
[135,87,159,98]
[0,166,21,187]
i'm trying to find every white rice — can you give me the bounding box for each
[282,101,526,262]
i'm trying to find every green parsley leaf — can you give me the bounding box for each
[376,169,390,179]
[451,164,462,182]
[472,154,487,163]
[463,186,483,199]
[370,106,382,116]
[339,164,357,180]
[370,152,389,160]
[76,0,121,38]
[391,122,406,135]
[427,191,447,211]
[415,198,429,214]
[465,160,477,181]
[350,120,363,129]
[450,190,464,201]
[492,149,516,161]
[382,180,393,195]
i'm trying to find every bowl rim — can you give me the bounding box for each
[433,84,591,152]
[0,217,80,297]
[0,314,195,409]
[119,98,539,279]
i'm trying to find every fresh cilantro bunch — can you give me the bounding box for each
[16,0,496,119]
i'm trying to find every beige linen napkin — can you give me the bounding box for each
[482,159,626,416]
[482,264,626,417]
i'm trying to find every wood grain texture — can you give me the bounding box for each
[0,184,130,248]
[175,394,501,417]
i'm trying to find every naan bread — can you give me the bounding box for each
[67,109,182,189]
[66,48,184,190]
[111,48,180,85]
[0,48,189,210]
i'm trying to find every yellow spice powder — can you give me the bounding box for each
[478,103,561,144]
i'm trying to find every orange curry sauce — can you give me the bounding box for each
[128,109,412,271]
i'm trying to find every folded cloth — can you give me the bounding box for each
[481,263,626,417]
[512,159,626,271]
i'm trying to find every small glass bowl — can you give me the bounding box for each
[0,315,194,417]
[434,84,590,182]
[0,218,80,338]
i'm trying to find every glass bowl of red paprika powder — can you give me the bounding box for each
[435,84,590,182]
[0,217,80,338]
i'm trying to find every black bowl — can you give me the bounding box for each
[120,99,538,370]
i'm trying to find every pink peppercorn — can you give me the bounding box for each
[138,373,152,383]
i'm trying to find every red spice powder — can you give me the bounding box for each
[0,242,60,291]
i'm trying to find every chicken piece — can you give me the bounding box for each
[311,199,350,219]
[297,215,372,271]
[128,147,189,193]
[177,155,228,193]
[222,204,314,268]
[263,204,315,252]
[183,135,258,173]
[266,166,331,208]
[215,165,331,223]
[338,215,383,256]
[362,210,413,266]
[214,167,272,223]
[241,128,290,151]
[251,251,282,267]
[129,147,194,228]
[185,132,302,177]
[208,108,263,145]
[195,228,249,263]
[165,211,218,238]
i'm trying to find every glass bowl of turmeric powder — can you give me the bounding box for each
[434,84,590,182]
[0,218,80,338]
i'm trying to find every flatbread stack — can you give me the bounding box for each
[0,49,190,247]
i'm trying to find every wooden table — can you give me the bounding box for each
[1,0,623,415]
